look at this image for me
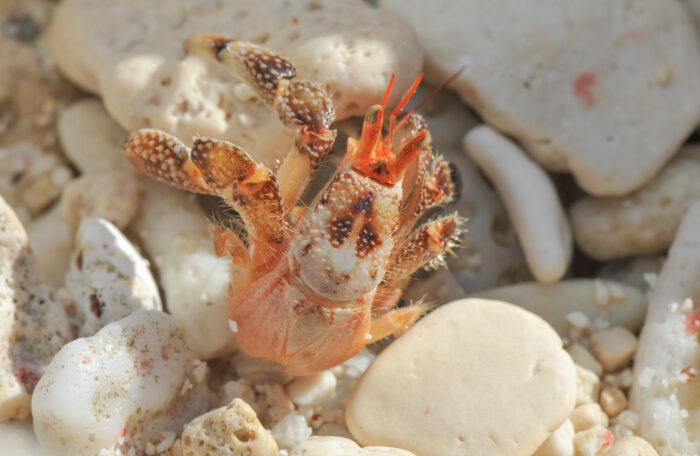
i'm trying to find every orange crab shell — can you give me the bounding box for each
[229,259,373,376]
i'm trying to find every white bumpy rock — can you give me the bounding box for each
[465,125,571,283]
[46,0,423,165]
[570,145,700,260]
[380,0,700,196]
[65,217,162,337]
[472,279,647,337]
[132,181,235,359]
[629,201,700,455]
[0,195,72,422]
[32,310,211,456]
[346,298,576,456]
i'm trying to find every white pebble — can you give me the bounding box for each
[286,371,337,407]
[576,365,601,406]
[65,217,162,337]
[568,344,603,378]
[32,310,208,455]
[271,412,312,451]
[589,327,637,373]
[573,425,615,456]
[570,403,609,432]
[464,126,572,283]
[600,387,628,418]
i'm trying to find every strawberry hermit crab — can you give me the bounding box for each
[123,34,462,375]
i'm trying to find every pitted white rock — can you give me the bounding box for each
[46,0,423,165]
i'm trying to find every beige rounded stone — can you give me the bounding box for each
[472,280,647,338]
[589,327,637,373]
[286,371,337,407]
[568,344,603,378]
[465,125,571,283]
[346,298,576,456]
[606,436,659,456]
[570,145,700,260]
[57,98,133,174]
[600,387,628,418]
[380,0,700,196]
[181,398,277,456]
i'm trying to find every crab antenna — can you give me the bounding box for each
[386,73,424,143]
[390,73,424,119]
[381,74,396,108]
[390,66,465,137]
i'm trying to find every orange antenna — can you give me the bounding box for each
[390,66,465,137]
[380,74,395,108]
[387,73,424,141]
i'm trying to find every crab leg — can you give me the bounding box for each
[381,213,462,290]
[124,130,285,265]
[185,34,337,214]
[398,155,459,239]
[366,302,430,344]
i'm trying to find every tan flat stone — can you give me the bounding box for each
[346,298,576,456]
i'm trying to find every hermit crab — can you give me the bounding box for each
[123,34,462,375]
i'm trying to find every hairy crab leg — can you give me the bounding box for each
[381,213,463,290]
[185,34,337,215]
[124,130,285,266]
[397,154,460,240]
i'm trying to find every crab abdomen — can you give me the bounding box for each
[229,260,371,375]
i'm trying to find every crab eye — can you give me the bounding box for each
[365,104,383,124]
[418,130,432,148]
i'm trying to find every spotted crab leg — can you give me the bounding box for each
[185,34,337,215]
[398,154,459,238]
[381,213,462,290]
[123,130,284,266]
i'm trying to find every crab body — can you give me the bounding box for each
[124,34,462,375]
